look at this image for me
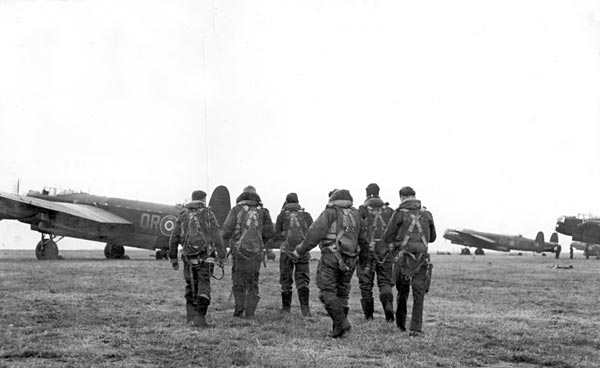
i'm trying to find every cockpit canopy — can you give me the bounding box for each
[40,187,86,196]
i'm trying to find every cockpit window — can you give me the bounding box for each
[41,187,80,196]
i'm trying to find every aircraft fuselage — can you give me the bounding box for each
[22,191,180,251]
[443,229,557,253]
[556,215,600,245]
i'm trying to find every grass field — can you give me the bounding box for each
[1,249,599,368]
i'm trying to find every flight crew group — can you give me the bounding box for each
[168,184,436,338]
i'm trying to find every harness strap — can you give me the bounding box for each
[392,251,429,283]
[284,211,307,240]
[182,208,211,252]
[400,211,428,249]
[184,255,224,281]
[233,249,263,261]
[413,214,429,246]
[234,205,263,252]
[372,248,390,266]
[291,212,307,239]
[367,206,388,260]
[323,244,351,272]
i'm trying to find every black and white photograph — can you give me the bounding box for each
[1,0,599,367]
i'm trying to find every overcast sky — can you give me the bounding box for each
[1,0,599,252]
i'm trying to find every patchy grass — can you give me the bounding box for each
[1,250,599,367]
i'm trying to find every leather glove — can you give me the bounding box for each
[170,258,179,271]
[291,249,300,259]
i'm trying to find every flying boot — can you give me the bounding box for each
[298,287,311,317]
[193,296,211,328]
[186,303,196,324]
[360,297,374,320]
[233,290,245,318]
[396,295,406,331]
[245,294,260,318]
[281,291,292,313]
[380,293,395,322]
[328,300,351,338]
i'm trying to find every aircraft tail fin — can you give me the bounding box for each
[549,232,559,244]
[534,231,544,248]
[208,185,231,228]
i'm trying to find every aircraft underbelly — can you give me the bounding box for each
[451,239,479,247]
[31,221,162,250]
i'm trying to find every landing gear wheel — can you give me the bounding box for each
[35,239,59,260]
[104,243,127,259]
[155,249,169,260]
[475,248,485,256]
[460,248,471,255]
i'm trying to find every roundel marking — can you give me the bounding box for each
[160,215,178,236]
[509,240,515,246]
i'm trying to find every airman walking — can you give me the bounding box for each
[384,186,436,336]
[169,190,227,328]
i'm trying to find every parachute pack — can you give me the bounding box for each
[399,208,429,254]
[235,205,264,254]
[367,206,387,247]
[285,210,307,249]
[182,208,212,256]
[334,207,359,256]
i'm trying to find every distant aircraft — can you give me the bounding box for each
[443,228,560,255]
[570,241,600,258]
[556,214,600,244]
[0,186,230,260]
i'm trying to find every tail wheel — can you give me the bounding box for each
[104,243,126,259]
[35,239,59,260]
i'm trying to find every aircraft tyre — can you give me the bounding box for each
[104,243,126,259]
[155,249,169,260]
[475,248,485,256]
[35,239,59,260]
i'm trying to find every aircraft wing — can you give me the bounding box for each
[444,229,498,248]
[0,192,131,224]
[459,231,497,244]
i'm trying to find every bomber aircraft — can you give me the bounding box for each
[556,214,600,244]
[0,186,230,260]
[443,228,560,256]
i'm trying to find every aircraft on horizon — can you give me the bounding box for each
[556,214,600,243]
[570,241,600,258]
[556,214,600,258]
[0,186,231,260]
[443,228,560,256]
